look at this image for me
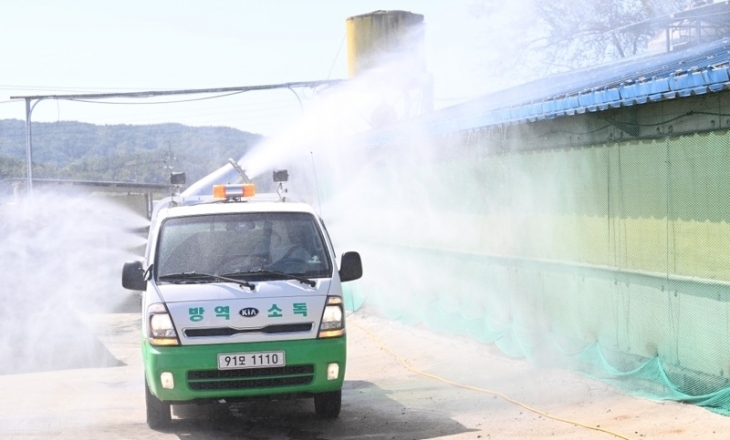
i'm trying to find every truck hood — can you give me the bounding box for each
[155,279,333,346]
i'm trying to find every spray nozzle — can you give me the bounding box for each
[228,158,252,184]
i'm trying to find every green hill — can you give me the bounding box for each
[0,119,263,185]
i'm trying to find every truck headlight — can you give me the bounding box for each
[318,296,345,338]
[148,303,180,346]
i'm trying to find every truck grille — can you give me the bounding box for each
[184,323,313,338]
[187,364,315,391]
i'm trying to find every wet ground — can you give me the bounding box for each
[1,297,729,439]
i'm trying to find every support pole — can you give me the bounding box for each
[24,98,33,198]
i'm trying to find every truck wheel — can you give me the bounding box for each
[314,390,341,419]
[145,380,171,429]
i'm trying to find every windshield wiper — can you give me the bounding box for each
[257,269,316,287]
[158,271,255,290]
[220,269,316,287]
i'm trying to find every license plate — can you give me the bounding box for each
[217,351,286,370]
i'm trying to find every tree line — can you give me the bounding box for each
[467,0,721,84]
[0,119,263,185]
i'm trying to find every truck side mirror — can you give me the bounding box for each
[339,252,363,282]
[122,260,147,291]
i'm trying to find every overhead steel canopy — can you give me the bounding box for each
[10,80,344,198]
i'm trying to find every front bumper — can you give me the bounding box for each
[143,336,346,402]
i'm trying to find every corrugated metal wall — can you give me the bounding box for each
[340,90,730,408]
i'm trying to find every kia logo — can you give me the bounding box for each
[240,307,259,317]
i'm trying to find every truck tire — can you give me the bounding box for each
[145,380,171,429]
[314,390,341,419]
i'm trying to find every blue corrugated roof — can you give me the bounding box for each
[370,37,730,142]
[466,38,730,123]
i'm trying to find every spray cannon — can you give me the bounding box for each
[227,158,252,184]
[227,159,289,201]
[178,157,290,202]
[208,160,290,202]
[183,158,254,201]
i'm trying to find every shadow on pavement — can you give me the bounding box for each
[156,380,474,440]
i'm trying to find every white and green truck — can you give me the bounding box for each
[122,172,362,428]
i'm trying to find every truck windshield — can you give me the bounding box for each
[155,212,332,281]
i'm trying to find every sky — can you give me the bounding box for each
[0,0,509,136]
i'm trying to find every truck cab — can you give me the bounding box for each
[122,179,362,428]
